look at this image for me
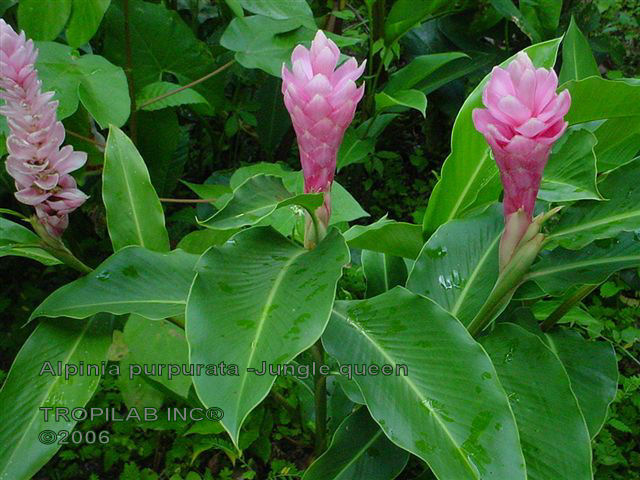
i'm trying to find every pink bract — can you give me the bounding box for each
[472,51,571,219]
[0,19,88,237]
[281,30,365,227]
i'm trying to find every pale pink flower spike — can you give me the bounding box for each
[472,51,571,269]
[282,30,365,248]
[0,19,88,237]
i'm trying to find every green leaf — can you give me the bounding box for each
[384,0,464,45]
[541,330,618,438]
[0,216,61,266]
[362,250,407,298]
[384,52,470,94]
[103,126,170,252]
[228,164,369,225]
[479,323,592,480]
[199,174,323,230]
[35,42,130,127]
[302,408,409,480]
[375,89,427,117]
[186,227,349,445]
[136,109,182,196]
[103,0,225,109]
[343,217,423,259]
[592,117,640,172]
[489,0,539,42]
[558,17,599,84]
[538,126,601,202]
[336,128,375,170]
[239,0,314,25]
[221,16,314,77]
[255,76,291,159]
[323,288,526,480]
[136,81,211,112]
[407,205,502,326]
[66,0,111,47]
[177,229,238,254]
[519,0,562,41]
[531,302,603,336]
[118,355,164,410]
[31,246,198,321]
[123,315,192,398]
[0,315,112,480]
[548,160,640,249]
[524,232,640,296]
[422,39,562,235]
[18,0,71,41]
[562,77,640,124]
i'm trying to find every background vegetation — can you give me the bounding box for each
[0,0,638,479]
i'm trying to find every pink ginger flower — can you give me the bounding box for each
[282,30,365,247]
[472,51,571,269]
[0,19,88,237]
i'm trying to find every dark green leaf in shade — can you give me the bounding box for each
[362,250,407,298]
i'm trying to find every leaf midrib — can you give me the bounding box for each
[331,309,479,479]
[549,210,640,238]
[525,254,640,280]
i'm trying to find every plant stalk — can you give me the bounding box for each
[310,340,327,455]
[136,60,235,110]
[540,284,598,331]
[123,0,138,144]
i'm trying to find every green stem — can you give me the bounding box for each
[540,284,598,331]
[310,340,327,455]
[29,217,92,274]
[123,0,138,144]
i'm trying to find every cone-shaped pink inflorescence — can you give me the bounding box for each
[281,30,365,228]
[472,51,571,220]
[0,19,88,237]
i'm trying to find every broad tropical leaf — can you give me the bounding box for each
[344,217,423,259]
[31,247,198,321]
[362,250,407,298]
[186,227,349,446]
[0,216,60,266]
[323,288,526,480]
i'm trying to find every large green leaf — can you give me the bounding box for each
[558,17,599,84]
[384,52,470,94]
[186,227,349,446]
[592,117,640,172]
[423,39,562,235]
[489,0,539,42]
[548,160,640,249]
[541,330,618,439]
[103,0,225,108]
[123,315,192,398]
[35,42,130,127]
[199,174,323,230]
[103,126,170,252]
[520,0,561,41]
[375,89,427,117]
[479,323,592,480]
[221,16,313,77]
[362,250,407,298]
[562,77,640,124]
[302,407,409,480]
[336,128,376,171]
[323,288,526,480]
[0,315,112,480]
[538,126,601,202]
[238,0,314,25]
[66,0,111,47]
[524,232,640,296]
[343,217,423,259]
[31,247,198,321]
[408,205,503,326]
[17,0,71,41]
[0,216,61,266]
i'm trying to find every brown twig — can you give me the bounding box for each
[67,130,105,148]
[136,60,236,110]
